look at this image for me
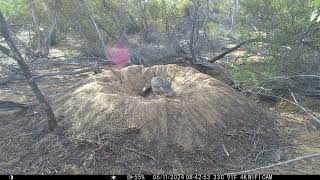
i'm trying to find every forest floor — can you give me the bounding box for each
[0,38,319,174]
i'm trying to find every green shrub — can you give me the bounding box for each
[239,0,320,76]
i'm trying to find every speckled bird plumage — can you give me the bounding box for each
[150,77,175,96]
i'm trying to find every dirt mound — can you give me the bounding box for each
[53,64,282,173]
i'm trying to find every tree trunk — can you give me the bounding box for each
[112,12,128,42]
[30,0,41,52]
[203,0,209,39]
[0,12,57,131]
[43,0,60,51]
[189,0,199,64]
[194,0,200,42]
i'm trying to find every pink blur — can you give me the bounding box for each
[106,41,130,68]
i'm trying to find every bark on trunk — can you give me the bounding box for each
[43,0,60,51]
[30,0,41,52]
[189,0,199,64]
[0,12,57,131]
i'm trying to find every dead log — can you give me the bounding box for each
[261,75,320,97]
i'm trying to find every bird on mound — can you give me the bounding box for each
[141,77,176,97]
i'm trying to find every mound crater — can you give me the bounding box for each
[53,64,282,173]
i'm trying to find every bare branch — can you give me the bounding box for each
[258,92,320,124]
[281,94,320,124]
[226,153,320,175]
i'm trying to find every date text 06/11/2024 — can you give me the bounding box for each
[131,174,273,180]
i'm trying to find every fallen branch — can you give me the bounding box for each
[209,39,255,63]
[124,147,159,164]
[257,92,320,124]
[68,136,110,147]
[30,66,98,81]
[0,75,25,85]
[0,60,111,84]
[0,100,28,109]
[266,75,320,81]
[284,92,320,124]
[30,57,111,68]
[0,77,12,85]
[226,153,320,175]
[261,75,320,97]
[0,62,23,75]
[0,44,15,59]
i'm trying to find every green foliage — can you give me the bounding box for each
[315,0,320,5]
[239,0,320,77]
[231,53,274,86]
[311,0,320,22]
[0,0,27,16]
[0,0,30,26]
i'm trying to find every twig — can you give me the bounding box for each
[276,95,320,124]
[83,163,90,173]
[257,91,320,124]
[225,153,320,175]
[124,147,159,163]
[253,148,277,162]
[222,144,230,156]
[304,123,309,133]
[68,136,109,146]
[288,89,298,104]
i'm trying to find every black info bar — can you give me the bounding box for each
[1,174,317,180]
